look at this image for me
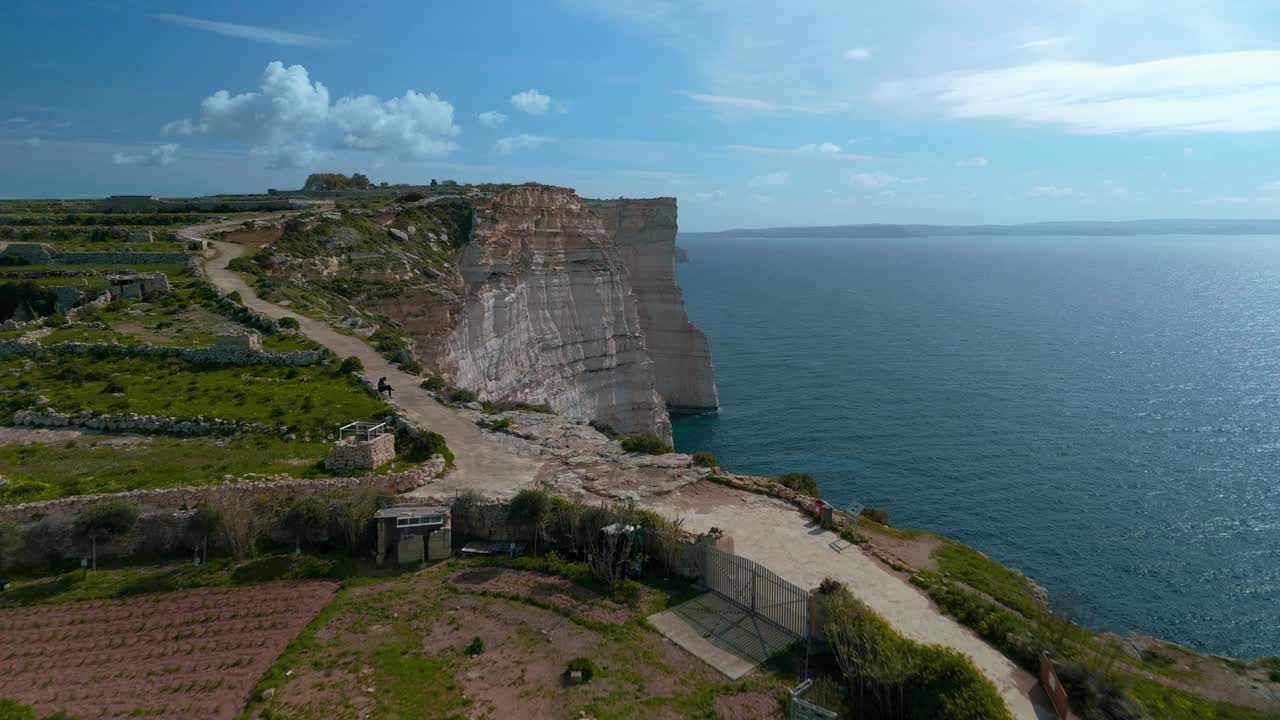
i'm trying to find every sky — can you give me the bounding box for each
[4,0,1280,231]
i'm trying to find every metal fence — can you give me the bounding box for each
[704,546,812,639]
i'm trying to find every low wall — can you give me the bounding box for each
[0,338,325,367]
[57,251,193,265]
[11,408,268,436]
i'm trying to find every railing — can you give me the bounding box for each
[338,420,387,443]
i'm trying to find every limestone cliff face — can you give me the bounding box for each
[589,199,719,412]
[431,187,672,441]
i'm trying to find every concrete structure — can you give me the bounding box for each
[372,505,451,565]
[324,429,395,471]
[0,243,55,265]
[214,331,262,353]
[107,272,171,300]
[126,231,154,243]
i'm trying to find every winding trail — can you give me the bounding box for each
[191,222,1047,718]
[198,234,539,497]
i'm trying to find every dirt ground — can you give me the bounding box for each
[253,562,790,720]
[0,426,154,447]
[0,581,336,719]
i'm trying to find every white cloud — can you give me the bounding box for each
[873,51,1280,134]
[510,89,553,115]
[112,143,179,167]
[1026,185,1078,198]
[153,13,331,47]
[22,138,45,148]
[729,144,882,161]
[1260,181,1280,193]
[477,111,507,128]
[690,190,727,202]
[844,47,872,61]
[749,194,775,203]
[797,142,842,153]
[167,61,460,166]
[1016,36,1075,52]
[332,90,459,158]
[679,92,772,111]
[749,171,790,187]
[678,90,845,115]
[956,155,988,168]
[852,171,926,186]
[494,134,553,155]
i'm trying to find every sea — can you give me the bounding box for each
[670,233,1280,659]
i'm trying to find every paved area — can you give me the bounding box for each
[649,592,799,679]
[198,236,540,497]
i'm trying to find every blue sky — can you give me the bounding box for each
[4,0,1280,231]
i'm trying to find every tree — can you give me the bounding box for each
[283,495,333,554]
[206,489,259,561]
[0,521,20,574]
[74,501,139,572]
[507,485,552,554]
[330,486,390,556]
[185,506,220,565]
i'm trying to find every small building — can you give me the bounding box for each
[107,272,171,300]
[325,421,396,471]
[126,230,154,243]
[214,331,262,353]
[372,506,451,565]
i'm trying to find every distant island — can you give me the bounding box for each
[681,218,1280,239]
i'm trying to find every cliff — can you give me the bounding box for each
[590,199,719,412]
[431,187,672,441]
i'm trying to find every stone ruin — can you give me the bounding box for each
[126,230,154,243]
[325,421,396,471]
[0,243,55,265]
[107,272,171,300]
[214,331,262,353]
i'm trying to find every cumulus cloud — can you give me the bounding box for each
[510,89,553,115]
[332,90,459,157]
[112,143,179,167]
[957,155,988,168]
[153,13,331,47]
[166,61,460,167]
[494,134,553,155]
[678,91,845,115]
[872,51,1280,134]
[749,171,790,187]
[844,47,872,61]
[852,171,926,186]
[1027,185,1078,198]
[797,142,842,153]
[477,111,507,128]
[690,190,727,202]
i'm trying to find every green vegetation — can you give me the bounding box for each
[339,355,364,373]
[1126,678,1268,720]
[396,428,454,468]
[690,451,718,468]
[0,699,74,720]
[773,472,819,497]
[932,542,1045,618]
[302,172,371,191]
[1260,657,1280,682]
[565,656,597,683]
[821,586,1013,720]
[0,353,387,432]
[74,501,139,571]
[464,636,485,657]
[620,433,673,455]
[859,506,891,525]
[421,376,446,392]
[446,386,478,403]
[489,417,513,431]
[0,262,188,276]
[0,436,336,504]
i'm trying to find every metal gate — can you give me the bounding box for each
[704,546,811,639]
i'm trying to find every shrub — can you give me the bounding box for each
[447,386,478,403]
[564,657,597,683]
[100,379,125,395]
[588,419,617,438]
[277,316,300,331]
[338,355,364,374]
[396,428,454,467]
[44,312,67,328]
[774,472,819,497]
[283,495,333,552]
[490,417,512,432]
[464,637,485,657]
[480,401,497,414]
[620,434,673,455]
[398,358,423,374]
[0,522,20,572]
[74,500,139,570]
[860,506,891,526]
[818,576,846,595]
[421,376,447,392]
[691,451,718,468]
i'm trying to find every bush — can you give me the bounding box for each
[588,419,617,438]
[446,386,478,403]
[564,656,597,683]
[490,417,512,432]
[774,472,819,497]
[860,506,891,526]
[480,401,497,414]
[620,434,673,455]
[396,428,454,467]
[691,451,718,468]
[338,355,364,374]
[464,636,485,657]
[398,359,422,374]
[421,376,447,392]
[278,316,300,331]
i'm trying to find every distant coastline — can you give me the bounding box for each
[680,218,1280,239]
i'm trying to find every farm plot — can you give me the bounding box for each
[0,580,336,719]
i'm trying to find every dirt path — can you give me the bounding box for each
[197,236,539,497]
[647,483,1053,720]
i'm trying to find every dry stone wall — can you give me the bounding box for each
[11,408,268,436]
[0,338,325,366]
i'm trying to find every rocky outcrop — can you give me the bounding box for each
[429,187,672,442]
[589,199,718,412]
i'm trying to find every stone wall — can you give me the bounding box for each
[0,243,55,264]
[0,338,326,367]
[57,251,192,265]
[11,408,268,436]
[324,433,396,470]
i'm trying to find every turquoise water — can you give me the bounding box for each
[671,234,1280,659]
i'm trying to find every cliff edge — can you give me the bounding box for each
[590,198,719,413]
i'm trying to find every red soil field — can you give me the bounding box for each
[0,580,337,719]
